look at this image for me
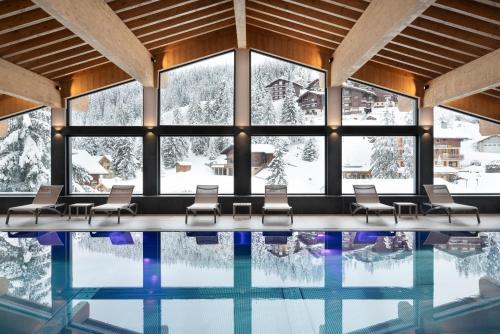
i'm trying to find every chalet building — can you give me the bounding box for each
[342,83,377,115]
[221,144,275,176]
[71,150,109,187]
[342,164,372,179]
[435,235,488,258]
[265,78,303,101]
[434,137,465,168]
[297,90,324,115]
[475,135,500,153]
[305,78,323,91]
[175,161,192,173]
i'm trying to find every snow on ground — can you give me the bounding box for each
[161,155,233,194]
[434,174,500,193]
[251,141,325,193]
[342,178,415,194]
[342,107,413,126]
[100,172,143,194]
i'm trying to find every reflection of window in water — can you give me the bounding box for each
[342,232,414,288]
[252,232,325,287]
[0,233,52,306]
[71,232,143,288]
[161,232,234,287]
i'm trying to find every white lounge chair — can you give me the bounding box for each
[423,184,480,224]
[5,185,65,225]
[88,185,137,224]
[262,185,293,225]
[351,185,398,224]
[185,185,221,224]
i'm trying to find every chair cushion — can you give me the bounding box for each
[9,204,53,211]
[188,203,218,211]
[263,203,292,211]
[434,203,478,211]
[357,203,394,211]
[92,203,129,211]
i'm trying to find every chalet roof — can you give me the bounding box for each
[474,134,500,145]
[265,78,303,89]
[221,144,275,155]
[72,150,109,175]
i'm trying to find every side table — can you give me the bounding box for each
[68,203,94,220]
[393,202,418,219]
[233,202,252,219]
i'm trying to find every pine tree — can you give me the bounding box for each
[402,137,415,178]
[0,108,51,192]
[112,137,141,180]
[371,136,399,179]
[191,137,210,155]
[72,164,92,189]
[161,137,189,168]
[252,83,276,125]
[207,137,230,160]
[302,138,319,162]
[187,99,204,125]
[266,141,287,186]
[280,82,303,125]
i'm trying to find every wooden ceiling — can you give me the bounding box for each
[0,0,499,99]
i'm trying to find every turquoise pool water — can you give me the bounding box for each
[0,231,499,333]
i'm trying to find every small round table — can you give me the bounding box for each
[68,203,94,220]
[233,202,252,219]
[393,202,418,219]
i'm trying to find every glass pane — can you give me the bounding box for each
[0,107,51,192]
[71,232,143,287]
[434,106,500,193]
[0,232,52,306]
[251,136,325,194]
[342,136,416,194]
[162,300,233,333]
[253,300,324,334]
[69,81,143,126]
[161,232,234,287]
[70,137,143,193]
[342,232,414,287]
[159,52,234,125]
[252,232,325,287]
[160,136,234,194]
[342,80,416,125]
[251,51,326,125]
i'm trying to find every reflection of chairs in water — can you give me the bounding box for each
[7,231,64,246]
[90,232,135,245]
[186,232,219,245]
[263,232,301,258]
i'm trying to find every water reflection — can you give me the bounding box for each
[0,231,499,333]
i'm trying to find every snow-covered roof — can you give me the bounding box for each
[434,128,471,139]
[434,166,459,174]
[265,78,303,88]
[297,90,325,99]
[177,161,192,165]
[251,144,275,154]
[72,150,109,175]
[342,164,371,172]
[342,81,377,96]
[474,134,500,145]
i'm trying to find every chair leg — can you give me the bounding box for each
[394,209,398,225]
[447,209,452,224]
[88,210,93,225]
[290,209,293,225]
[117,210,121,224]
[262,209,265,224]
[366,210,369,224]
[5,210,11,225]
[213,209,217,224]
[185,209,189,224]
[476,209,481,224]
[35,209,39,224]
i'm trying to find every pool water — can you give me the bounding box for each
[0,231,499,333]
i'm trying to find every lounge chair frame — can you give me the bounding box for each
[422,184,480,224]
[88,185,137,224]
[351,185,398,224]
[262,185,293,225]
[185,185,221,224]
[5,185,65,225]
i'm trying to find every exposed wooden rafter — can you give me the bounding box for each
[330,0,436,86]
[234,0,246,48]
[0,58,61,108]
[32,0,155,87]
[424,48,500,107]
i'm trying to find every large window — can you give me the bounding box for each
[69,80,143,126]
[251,51,326,125]
[342,79,416,126]
[342,136,416,194]
[251,136,325,194]
[434,106,500,193]
[0,107,51,192]
[160,136,233,194]
[159,52,234,126]
[70,137,143,193]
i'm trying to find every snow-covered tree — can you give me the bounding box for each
[302,138,319,162]
[112,137,141,180]
[266,140,287,186]
[280,82,303,125]
[191,137,210,156]
[161,137,189,168]
[0,108,51,192]
[371,136,399,179]
[401,137,415,178]
[187,99,204,125]
[252,82,276,125]
[207,137,230,160]
[72,164,92,188]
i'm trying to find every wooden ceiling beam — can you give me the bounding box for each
[25,45,95,72]
[422,6,500,38]
[234,0,247,48]
[32,0,155,87]
[46,58,110,80]
[384,42,460,69]
[434,0,500,24]
[247,1,348,38]
[322,0,368,12]
[330,0,436,86]
[371,55,434,79]
[424,48,500,107]
[0,57,61,108]
[0,0,37,19]
[246,10,343,44]
[246,17,338,49]
[285,0,361,22]
[377,49,448,75]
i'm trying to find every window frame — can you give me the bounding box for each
[66,79,145,127]
[157,50,236,127]
[433,104,500,195]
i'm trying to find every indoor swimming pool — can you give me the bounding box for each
[0,231,499,333]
